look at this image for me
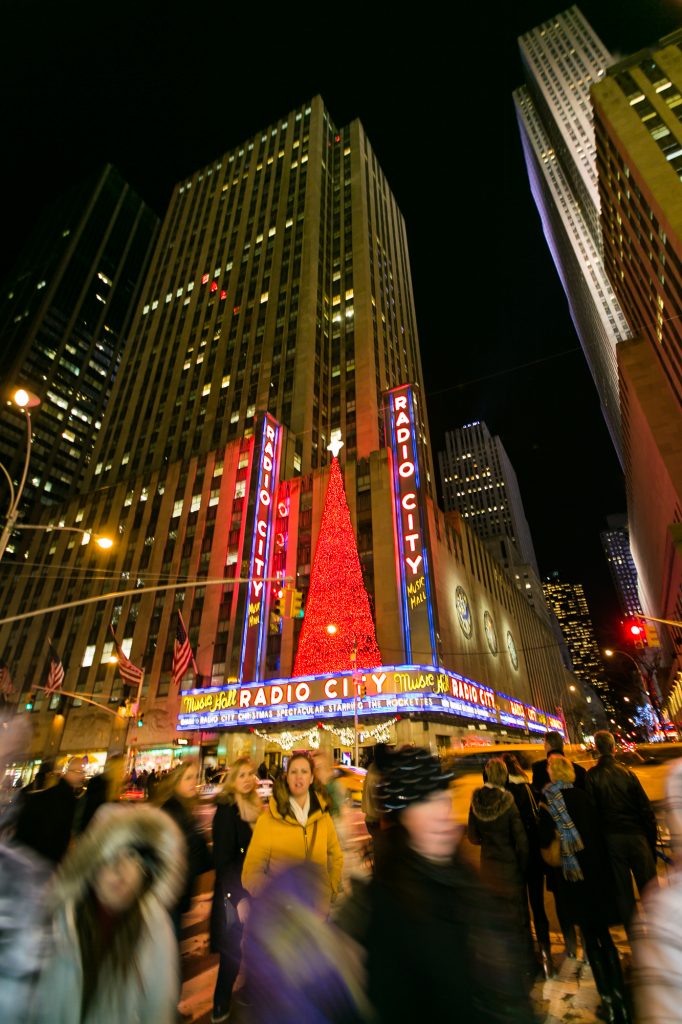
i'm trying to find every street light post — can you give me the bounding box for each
[0,389,39,562]
[604,648,660,732]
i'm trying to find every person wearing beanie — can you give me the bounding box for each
[336,746,534,1022]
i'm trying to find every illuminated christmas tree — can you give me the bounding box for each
[293,442,382,677]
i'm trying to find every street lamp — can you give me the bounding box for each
[0,388,41,561]
[8,523,115,550]
[326,622,361,766]
[0,388,114,560]
[604,647,657,729]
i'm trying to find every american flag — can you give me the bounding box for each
[45,644,65,695]
[109,625,144,685]
[0,660,13,696]
[172,611,194,688]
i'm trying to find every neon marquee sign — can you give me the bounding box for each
[238,413,282,682]
[385,385,438,664]
[177,663,563,737]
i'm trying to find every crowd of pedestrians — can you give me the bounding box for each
[0,714,674,1023]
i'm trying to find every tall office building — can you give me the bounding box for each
[1,99,572,772]
[591,35,682,650]
[439,421,539,571]
[514,6,632,463]
[438,421,551,620]
[543,573,614,712]
[600,514,643,617]
[0,166,159,534]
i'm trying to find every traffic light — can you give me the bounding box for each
[25,692,35,711]
[645,622,660,648]
[359,682,367,698]
[137,712,145,728]
[625,619,646,649]
[272,588,284,618]
[53,694,66,715]
[290,588,303,618]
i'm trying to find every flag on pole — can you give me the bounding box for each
[45,643,65,696]
[172,611,195,688]
[109,625,144,685]
[0,660,13,696]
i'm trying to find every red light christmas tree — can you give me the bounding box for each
[293,448,382,677]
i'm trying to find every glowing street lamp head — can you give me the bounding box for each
[604,649,614,658]
[326,624,338,635]
[12,387,40,409]
[95,535,114,550]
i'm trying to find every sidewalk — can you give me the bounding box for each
[531,929,630,1023]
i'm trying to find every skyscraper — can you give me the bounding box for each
[591,34,682,646]
[439,421,539,571]
[0,165,159,534]
[600,514,643,618]
[513,5,631,463]
[438,421,549,618]
[543,573,614,712]
[1,99,572,771]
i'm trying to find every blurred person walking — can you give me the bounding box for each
[30,804,185,1024]
[242,752,343,915]
[77,753,126,834]
[0,713,50,1024]
[468,757,531,967]
[539,756,628,1023]
[631,759,682,1022]
[15,756,86,865]
[337,746,534,1021]
[242,862,369,1023]
[154,759,212,941]
[586,730,658,936]
[209,756,262,1024]
[503,752,555,978]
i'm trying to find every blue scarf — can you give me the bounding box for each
[543,780,584,881]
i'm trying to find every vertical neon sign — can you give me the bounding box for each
[386,385,438,664]
[238,413,282,682]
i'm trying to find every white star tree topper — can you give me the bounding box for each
[327,430,344,458]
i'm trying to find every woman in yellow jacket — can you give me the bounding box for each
[242,753,343,914]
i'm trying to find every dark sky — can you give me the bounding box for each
[1,0,680,642]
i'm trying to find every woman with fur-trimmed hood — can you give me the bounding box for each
[30,804,185,1024]
[468,757,532,980]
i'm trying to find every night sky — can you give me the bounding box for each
[2,0,680,643]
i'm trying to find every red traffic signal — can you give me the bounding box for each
[624,619,646,648]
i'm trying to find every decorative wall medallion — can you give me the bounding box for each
[455,586,473,639]
[506,630,519,671]
[483,610,498,655]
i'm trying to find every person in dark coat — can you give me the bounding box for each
[336,746,534,1023]
[469,756,533,983]
[155,759,212,943]
[14,756,86,865]
[503,752,554,978]
[586,730,658,936]
[209,756,263,1024]
[77,753,126,834]
[539,755,629,1024]
[532,730,587,794]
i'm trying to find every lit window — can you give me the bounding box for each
[234,480,246,499]
[202,384,211,397]
[82,645,96,668]
[172,499,184,518]
[221,375,230,389]
[190,494,201,513]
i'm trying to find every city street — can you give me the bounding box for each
[177,806,639,1024]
